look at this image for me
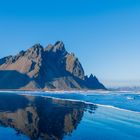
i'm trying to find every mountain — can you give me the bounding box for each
[0,41,106,90]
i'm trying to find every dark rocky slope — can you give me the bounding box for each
[0,41,106,90]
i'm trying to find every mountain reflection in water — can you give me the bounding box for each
[0,93,97,140]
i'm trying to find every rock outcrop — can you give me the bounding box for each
[0,41,106,90]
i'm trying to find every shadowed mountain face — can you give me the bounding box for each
[0,93,97,140]
[0,70,30,89]
[0,41,106,90]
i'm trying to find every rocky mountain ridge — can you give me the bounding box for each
[0,41,106,90]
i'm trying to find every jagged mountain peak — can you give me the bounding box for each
[45,44,53,51]
[45,41,67,56]
[88,74,99,81]
[27,43,44,53]
[86,74,106,90]
[31,43,43,49]
[54,40,64,47]
[25,43,44,59]
[0,41,106,90]
[89,74,94,79]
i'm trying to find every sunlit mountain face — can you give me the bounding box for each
[0,93,96,140]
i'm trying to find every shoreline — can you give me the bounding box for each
[0,89,139,94]
[0,89,108,93]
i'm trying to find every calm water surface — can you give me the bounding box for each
[0,91,140,140]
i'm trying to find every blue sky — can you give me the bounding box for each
[0,0,140,87]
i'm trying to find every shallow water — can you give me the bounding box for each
[21,91,140,112]
[64,107,140,140]
[0,91,140,140]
